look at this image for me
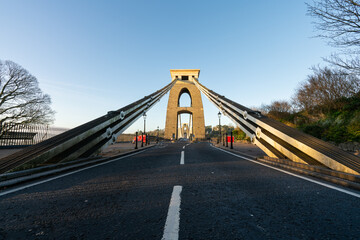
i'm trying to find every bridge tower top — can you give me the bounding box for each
[165,69,205,140]
[170,69,200,81]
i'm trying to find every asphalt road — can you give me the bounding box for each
[0,142,359,239]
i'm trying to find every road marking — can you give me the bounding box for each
[180,151,184,165]
[211,145,360,199]
[162,185,182,240]
[183,146,185,149]
[0,150,148,197]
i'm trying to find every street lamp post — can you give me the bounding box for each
[141,132,143,147]
[218,111,221,145]
[157,126,159,143]
[143,112,147,146]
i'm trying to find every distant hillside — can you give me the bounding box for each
[298,94,360,143]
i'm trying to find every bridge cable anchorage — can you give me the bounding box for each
[119,111,125,120]
[106,127,113,138]
[0,81,176,174]
[111,134,117,144]
[243,111,248,120]
[194,80,360,175]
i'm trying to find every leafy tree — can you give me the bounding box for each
[232,127,247,141]
[205,125,212,135]
[0,60,54,136]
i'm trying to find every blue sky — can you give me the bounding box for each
[0,0,334,133]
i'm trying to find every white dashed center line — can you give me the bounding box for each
[162,185,183,240]
[180,151,184,165]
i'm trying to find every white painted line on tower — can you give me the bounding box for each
[162,185,182,240]
[211,145,360,199]
[180,151,184,165]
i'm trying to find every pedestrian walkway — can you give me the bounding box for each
[214,141,265,158]
[100,142,155,157]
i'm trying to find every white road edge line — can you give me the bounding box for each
[180,151,184,165]
[211,145,360,199]
[162,185,182,240]
[0,149,148,197]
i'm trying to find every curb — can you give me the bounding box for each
[256,158,360,191]
[0,144,155,189]
[213,144,360,191]
[212,144,258,160]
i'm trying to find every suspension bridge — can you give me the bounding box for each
[0,69,359,239]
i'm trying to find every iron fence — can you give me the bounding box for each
[0,123,68,147]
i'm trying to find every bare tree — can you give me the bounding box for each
[292,66,360,112]
[262,100,293,120]
[265,100,292,113]
[0,60,55,136]
[307,0,360,74]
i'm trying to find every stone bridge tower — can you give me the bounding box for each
[164,69,205,140]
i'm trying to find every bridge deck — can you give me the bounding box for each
[0,142,358,239]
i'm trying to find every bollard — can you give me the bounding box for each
[226,133,228,147]
[135,132,138,149]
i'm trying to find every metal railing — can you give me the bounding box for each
[0,124,68,147]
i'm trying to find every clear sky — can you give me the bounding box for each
[0,0,334,133]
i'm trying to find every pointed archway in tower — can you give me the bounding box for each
[164,69,205,140]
